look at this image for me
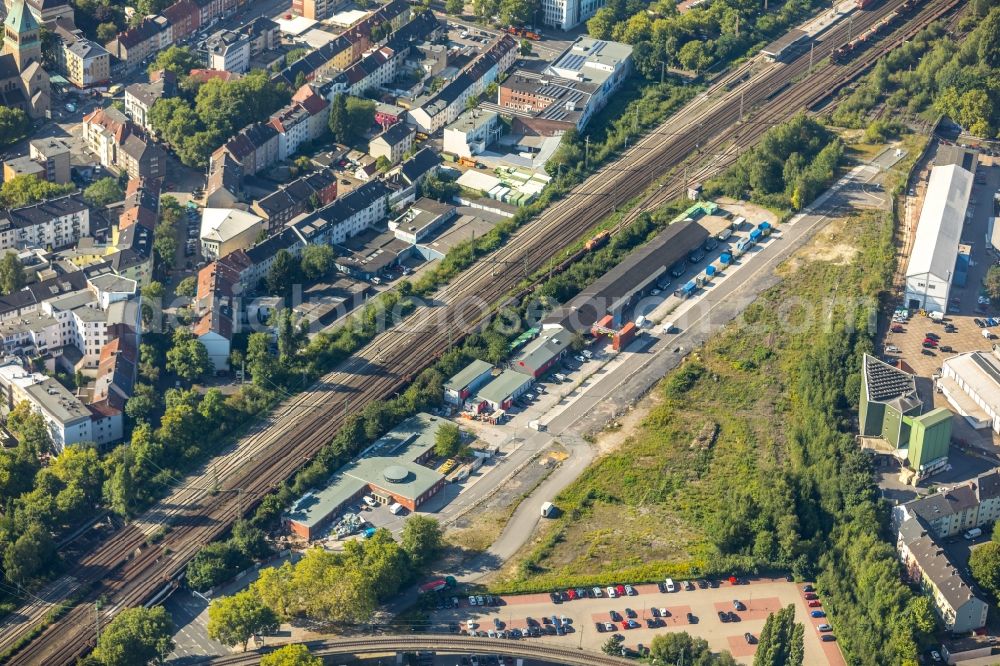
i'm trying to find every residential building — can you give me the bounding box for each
[368,121,414,165]
[238,16,279,55]
[892,468,1000,540]
[0,0,50,119]
[251,168,337,233]
[199,208,265,260]
[52,24,111,88]
[384,147,441,207]
[205,152,243,208]
[408,35,517,134]
[375,102,405,128]
[940,348,1000,433]
[0,362,93,451]
[0,192,89,251]
[2,0,73,27]
[240,227,305,294]
[124,72,177,131]
[897,517,989,633]
[28,137,70,183]
[269,85,329,161]
[210,121,279,176]
[292,179,389,247]
[904,164,974,312]
[162,0,201,42]
[443,109,499,157]
[193,261,237,372]
[286,413,449,539]
[81,106,165,180]
[2,137,70,183]
[105,16,171,71]
[203,28,250,74]
[388,197,455,244]
[444,358,493,405]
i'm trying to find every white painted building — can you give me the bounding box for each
[205,29,251,74]
[939,348,1000,433]
[0,362,94,452]
[292,180,389,246]
[443,109,499,158]
[904,164,974,312]
[0,193,91,251]
[200,208,265,260]
[542,0,606,31]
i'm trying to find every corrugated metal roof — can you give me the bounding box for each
[905,164,973,281]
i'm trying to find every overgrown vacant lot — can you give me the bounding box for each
[495,209,895,593]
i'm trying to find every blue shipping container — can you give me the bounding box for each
[681,280,697,296]
[749,229,763,242]
[706,265,717,277]
[720,252,732,265]
[758,221,772,235]
[953,252,970,287]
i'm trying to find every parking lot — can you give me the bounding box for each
[430,579,845,665]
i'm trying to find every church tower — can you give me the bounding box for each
[3,0,41,72]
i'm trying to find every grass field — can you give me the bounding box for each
[492,206,895,594]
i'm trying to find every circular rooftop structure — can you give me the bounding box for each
[383,465,410,484]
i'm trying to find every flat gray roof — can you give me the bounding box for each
[476,369,531,404]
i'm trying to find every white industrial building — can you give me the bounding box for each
[939,348,1000,433]
[542,0,606,30]
[904,164,974,312]
[443,109,499,158]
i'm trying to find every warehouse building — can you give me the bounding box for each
[474,369,533,412]
[512,326,573,378]
[444,359,494,405]
[286,413,449,540]
[904,164,974,312]
[940,348,1000,433]
[543,219,709,333]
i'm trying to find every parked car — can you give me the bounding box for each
[744,632,756,644]
[939,345,954,353]
[804,593,818,600]
[549,593,561,604]
[890,324,905,333]
[697,579,708,589]
[615,584,626,596]
[718,611,729,622]
[683,580,694,591]
[803,584,815,593]
[811,610,826,618]
[733,600,745,611]
[808,600,822,607]
[625,608,637,619]
[922,341,938,348]
[625,619,640,629]
[885,345,900,353]
[817,624,832,632]
[659,608,669,617]
[469,596,477,606]
[610,610,622,622]
[687,612,697,623]
[595,622,605,632]
[925,332,940,340]
[921,349,936,356]
[975,318,986,328]
[565,589,577,600]
[607,586,617,598]
[603,622,616,632]
[650,607,660,617]
[930,650,942,662]
[624,584,636,596]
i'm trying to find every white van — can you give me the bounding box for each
[662,321,676,334]
[362,495,376,507]
[984,329,994,340]
[665,578,676,593]
[965,527,983,540]
[635,315,648,328]
[928,311,944,322]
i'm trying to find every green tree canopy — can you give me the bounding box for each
[0,251,26,296]
[83,177,125,207]
[753,604,803,666]
[208,590,278,652]
[400,515,443,568]
[985,266,1000,303]
[148,45,201,76]
[0,106,28,147]
[0,175,73,208]
[93,606,174,666]
[266,249,301,296]
[433,422,462,457]
[299,244,336,281]
[970,541,1000,599]
[445,0,464,14]
[175,275,197,298]
[166,327,212,382]
[260,644,321,666]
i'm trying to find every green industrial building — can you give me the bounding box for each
[859,354,952,470]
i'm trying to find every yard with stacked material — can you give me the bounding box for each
[495,209,937,664]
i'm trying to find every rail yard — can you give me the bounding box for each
[0,0,966,662]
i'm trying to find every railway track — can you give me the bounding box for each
[199,635,632,666]
[0,1,961,662]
